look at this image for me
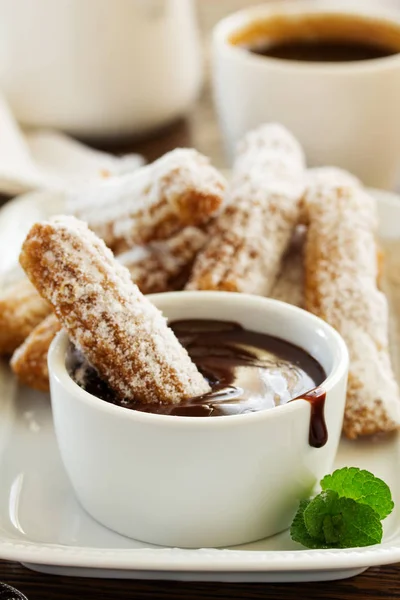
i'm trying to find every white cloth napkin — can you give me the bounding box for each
[0,93,144,195]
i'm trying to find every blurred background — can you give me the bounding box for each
[195,0,400,169]
[197,0,400,28]
[159,0,400,178]
[1,0,400,196]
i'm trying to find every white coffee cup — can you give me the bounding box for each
[49,291,348,548]
[0,0,201,138]
[212,1,400,189]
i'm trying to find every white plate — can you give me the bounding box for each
[0,189,399,582]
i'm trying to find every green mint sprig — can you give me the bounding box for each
[290,467,394,549]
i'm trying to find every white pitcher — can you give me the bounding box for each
[0,0,202,137]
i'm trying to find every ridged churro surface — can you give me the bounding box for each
[271,227,305,308]
[20,216,210,404]
[11,313,60,391]
[118,226,208,294]
[187,124,305,295]
[304,177,400,438]
[68,148,226,252]
[0,279,51,355]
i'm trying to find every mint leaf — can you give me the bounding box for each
[303,490,339,539]
[290,467,393,549]
[334,498,383,547]
[321,467,394,520]
[303,490,383,548]
[323,513,341,544]
[290,499,332,549]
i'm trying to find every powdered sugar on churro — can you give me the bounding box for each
[67,148,226,251]
[235,123,305,181]
[11,313,61,391]
[20,216,209,404]
[118,227,208,294]
[0,278,51,355]
[305,167,361,189]
[304,178,400,438]
[271,227,305,307]
[187,124,305,295]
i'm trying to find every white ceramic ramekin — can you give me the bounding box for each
[48,292,348,548]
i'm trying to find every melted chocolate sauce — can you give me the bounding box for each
[67,320,327,447]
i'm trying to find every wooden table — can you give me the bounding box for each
[0,562,398,600]
[0,43,399,598]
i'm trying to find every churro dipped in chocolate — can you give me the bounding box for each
[68,149,226,253]
[118,227,208,294]
[20,216,210,404]
[0,279,51,355]
[11,313,61,392]
[304,176,400,438]
[187,124,305,295]
[9,227,208,388]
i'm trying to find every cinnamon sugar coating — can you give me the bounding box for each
[305,167,360,190]
[10,227,208,390]
[0,279,51,355]
[68,148,226,252]
[118,226,208,294]
[271,227,305,308]
[11,313,61,391]
[19,216,210,404]
[186,124,305,295]
[304,176,400,438]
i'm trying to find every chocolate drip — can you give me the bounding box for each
[292,387,327,448]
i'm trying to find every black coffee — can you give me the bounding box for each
[230,13,400,63]
[251,39,396,62]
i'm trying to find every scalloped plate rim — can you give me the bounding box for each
[0,186,399,580]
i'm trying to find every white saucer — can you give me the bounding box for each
[0,189,399,582]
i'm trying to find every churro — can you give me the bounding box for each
[0,278,51,355]
[304,176,400,438]
[306,167,360,190]
[301,167,361,224]
[271,227,305,308]
[187,124,305,295]
[9,227,208,387]
[118,226,208,294]
[20,216,210,404]
[11,313,61,391]
[68,148,226,252]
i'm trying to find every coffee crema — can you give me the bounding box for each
[230,13,400,63]
[67,319,327,445]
